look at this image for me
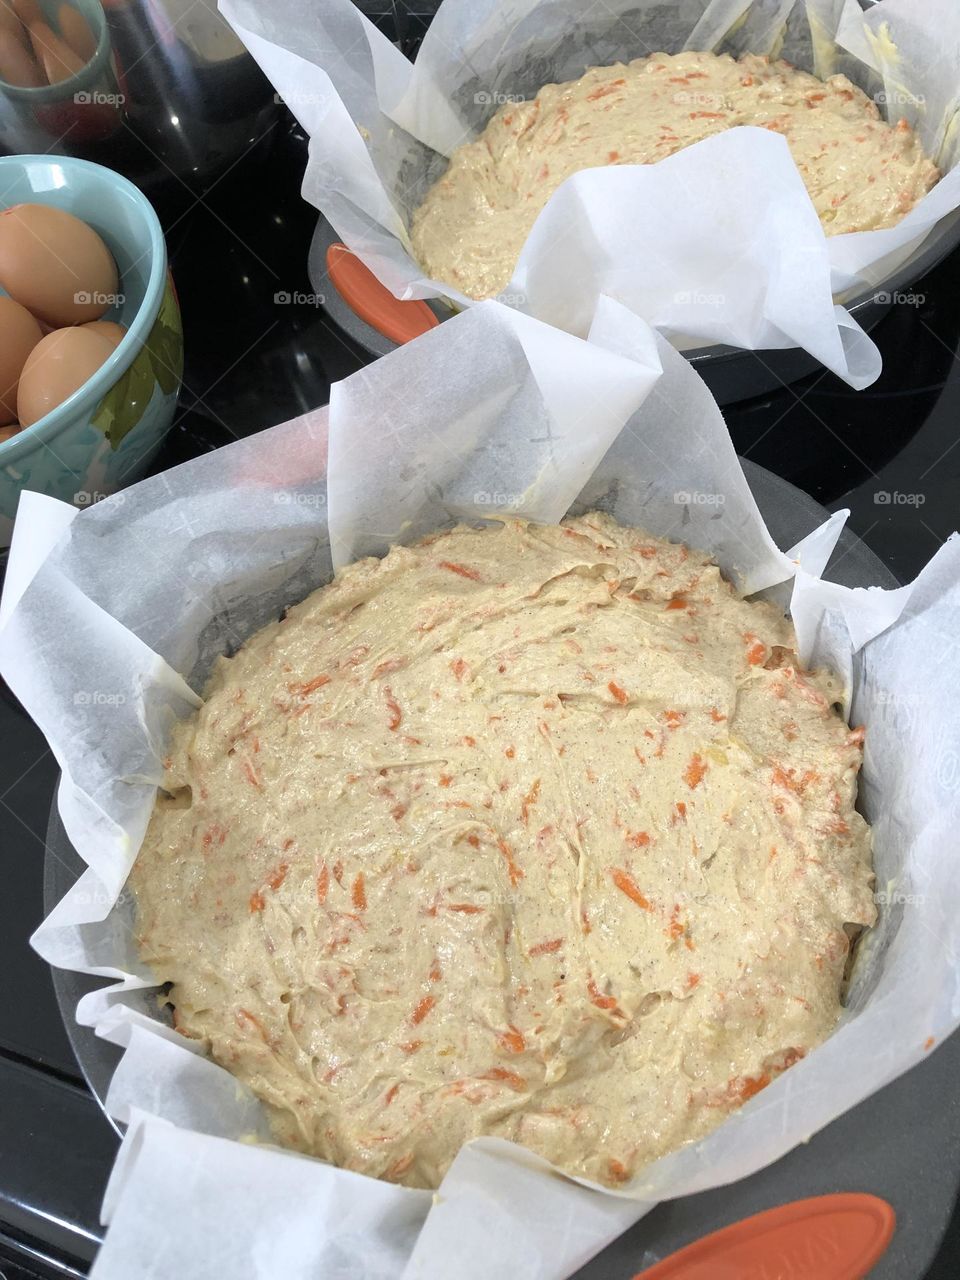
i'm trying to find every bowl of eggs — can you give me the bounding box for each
[0,1,125,147]
[0,152,182,545]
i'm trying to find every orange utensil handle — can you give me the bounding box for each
[325,243,439,346]
[633,1193,895,1280]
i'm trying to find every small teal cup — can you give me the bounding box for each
[0,154,183,545]
[0,1,125,148]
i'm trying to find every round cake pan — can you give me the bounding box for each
[42,463,960,1278]
[45,461,893,1098]
[309,204,960,406]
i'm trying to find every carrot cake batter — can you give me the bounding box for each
[410,51,939,299]
[132,515,875,1189]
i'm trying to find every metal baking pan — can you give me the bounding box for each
[43,459,960,1276]
[309,202,960,405]
[309,0,960,405]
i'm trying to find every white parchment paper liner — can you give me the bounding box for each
[218,0,960,390]
[2,299,959,1279]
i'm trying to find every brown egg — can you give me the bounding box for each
[0,424,22,444]
[0,203,119,326]
[0,25,42,85]
[17,326,116,426]
[0,295,43,425]
[28,19,83,82]
[0,2,24,38]
[12,0,42,26]
[56,3,96,63]
[81,319,126,349]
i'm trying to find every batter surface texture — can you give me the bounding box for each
[410,51,939,299]
[133,515,875,1189]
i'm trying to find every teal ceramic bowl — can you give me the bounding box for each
[0,154,183,545]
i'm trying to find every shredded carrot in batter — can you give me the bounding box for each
[611,867,652,910]
[498,1025,526,1054]
[316,864,329,904]
[587,978,621,1013]
[684,755,707,788]
[529,937,564,956]
[411,995,436,1025]
[384,688,402,731]
[439,561,481,581]
[352,873,367,911]
[482,1067,526,1090]
[498,836,524,886]
[586,79,624,101]
[521,778,541,824]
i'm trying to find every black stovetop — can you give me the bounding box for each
[2,109,960,1279]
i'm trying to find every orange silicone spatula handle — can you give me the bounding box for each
[632,1193,895,1280]
[325,243,439,346]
